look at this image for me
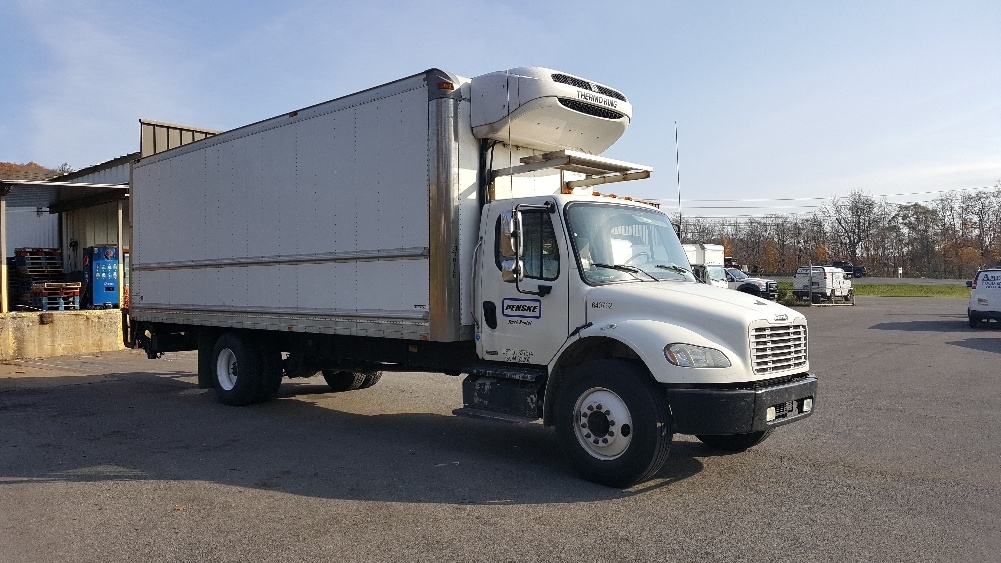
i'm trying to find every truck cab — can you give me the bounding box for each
[472,185,815,486]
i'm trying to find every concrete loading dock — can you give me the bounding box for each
[0,167,130,360]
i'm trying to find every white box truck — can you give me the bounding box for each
[130,67,816,487]
[682,243,727,288]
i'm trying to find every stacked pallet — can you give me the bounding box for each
[8,248,68,310]
[30,282,82,311]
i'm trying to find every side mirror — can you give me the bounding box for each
[499,211,524,283]
[499,211,523,260]
[501,259,524,283]
[966,280,973,288]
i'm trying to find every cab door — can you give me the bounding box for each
[476,199,570,366]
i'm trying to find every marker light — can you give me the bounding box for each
[766,406,777,422]
[664,344,731,368]
[802,398,813,413]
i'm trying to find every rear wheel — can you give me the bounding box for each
[322,370,366,391]
[844,289,853,302]
[811,292,822,304]
[357,371,382,389]
[212,333,269,406]
[969,310,981,328]
[255,343,284,402]
[696,430,773,452]
[555,360,672,488]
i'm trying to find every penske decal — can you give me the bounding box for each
[502,298,542,319]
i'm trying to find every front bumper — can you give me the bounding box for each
[664,374,817,435]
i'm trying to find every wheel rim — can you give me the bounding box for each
[573,387,633,460]
[216,347,238,391]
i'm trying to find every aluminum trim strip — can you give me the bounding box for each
[428,97,463,342]
[130,310,432,340]
[132,303,429,321]
[133,247,430,271]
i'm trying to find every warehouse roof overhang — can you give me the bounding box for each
[0,179,129,213]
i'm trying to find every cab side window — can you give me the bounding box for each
[495,211,560,281]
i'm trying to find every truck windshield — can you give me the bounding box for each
[705,265,726,282]
[565,202,695,285]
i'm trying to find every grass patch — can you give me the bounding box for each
[853,283,969,298]
[776,281,969,299]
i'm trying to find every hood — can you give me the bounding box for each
[584,281,801,346]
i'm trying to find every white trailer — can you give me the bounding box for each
[130,67,816,487]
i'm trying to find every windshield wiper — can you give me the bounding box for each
[654,264,692,276]
[592,263,658,281]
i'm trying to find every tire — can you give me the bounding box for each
[827,291,835,303]
[357,371,382,389]
[555,360,672,488]
[696,430,773,452]
[844,289,853,302]
[255,343,284,402]
[322,370,366,392]
[739,286,760,297]
[969,310,981,328]
[811,292,821,304]
[212,333,268,406]
[197,331,217,389]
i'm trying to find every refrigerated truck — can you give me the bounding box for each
[130,67,816,487]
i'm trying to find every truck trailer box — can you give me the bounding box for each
[131,70,479,342]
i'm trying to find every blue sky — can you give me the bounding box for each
[2,0,998,216]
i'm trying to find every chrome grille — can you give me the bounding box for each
[751,324,807,375]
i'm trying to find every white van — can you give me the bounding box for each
[793,266,853,303]
[967,268,1001,327]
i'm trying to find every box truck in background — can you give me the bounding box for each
[130,67,816,487]
[683,243,727,288]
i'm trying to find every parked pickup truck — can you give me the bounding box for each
[725,268,779,300]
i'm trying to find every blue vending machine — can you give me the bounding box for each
[84,246,120,308]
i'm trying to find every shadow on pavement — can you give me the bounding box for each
[869,318,987,332]
[0,372,709,504]
[946,338,1001,354]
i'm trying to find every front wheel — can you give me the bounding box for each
[555,360,672,488]
[696,430,773,452]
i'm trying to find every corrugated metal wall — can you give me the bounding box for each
[71,159,131,185]
[4,208,60,251]
[62,202,130,273]
[140,119,221,157]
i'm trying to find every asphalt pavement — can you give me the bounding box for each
[1,297,998,562]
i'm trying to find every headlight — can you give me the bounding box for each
[664,343,731,368]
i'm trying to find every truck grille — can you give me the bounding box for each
[750,324,807,375]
